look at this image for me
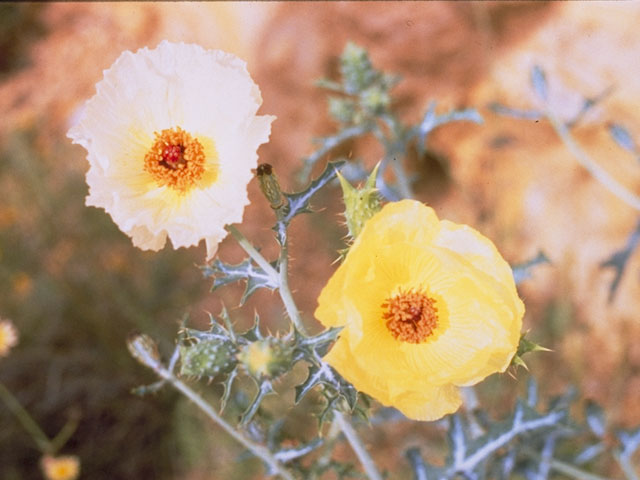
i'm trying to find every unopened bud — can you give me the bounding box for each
[257,163,287,212]
[237,338,293,380]
[338,163,382,240]
[179,339,237,378]
[127,331,161,369]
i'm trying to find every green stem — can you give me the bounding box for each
[334,411,383,480]
[278,241,308,336]
[225,225,279,282]
[546,110,640,212]
[153,364,295,480]
[0,381,52,453]
[225,225,308,335]
[390,157,414,200]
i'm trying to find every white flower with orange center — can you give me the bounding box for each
[68,41,275,259]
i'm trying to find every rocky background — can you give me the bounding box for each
[1,2,639,478]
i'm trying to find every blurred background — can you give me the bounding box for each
[1,2,640,478]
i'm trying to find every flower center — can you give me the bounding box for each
[382,288,438,344]
[144,127,207,192]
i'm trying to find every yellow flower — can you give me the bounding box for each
[315,200,524,421]
[0,319,18,357]
[40,455,80,480]
[68,41,275,259]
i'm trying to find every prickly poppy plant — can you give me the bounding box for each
[17,40,633,480]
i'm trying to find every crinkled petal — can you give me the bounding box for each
[68,41,275,258]
[315,200,524,421]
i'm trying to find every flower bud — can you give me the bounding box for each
[340,42,376,94]
[237,338,293,380]
[360,85,390,115]
[179,339,237,378]
[256,163,287,212]
[337,163,382,240]
[127,331,161,369]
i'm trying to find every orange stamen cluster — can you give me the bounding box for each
[144,127,206,192]
[382,287,438,344]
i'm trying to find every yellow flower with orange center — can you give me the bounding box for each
[315,200,524,421]
[40,455,80,480]
[68,41,275,259]
[0,319,18,357]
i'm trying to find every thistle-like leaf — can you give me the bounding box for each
[608,123,638,155]
[220,368,238,413]
[273,438,323,464]
[512,251,550,285]
[531,65,549,102]
[405,447,436,480]
[294,362,358,411]
[277,160,345,244]
[585,401,606,438]
[442,401,566,476]
[574,442,606,465]
[202,258,278,304]
[488,102,543,121]
[600,218,640,302]
[240,380,274,426]
[295,327,342,359]
[416,102,483,155]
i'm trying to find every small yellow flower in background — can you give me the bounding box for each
[315,200,524,421]
[40,455,80,480]
[0,318,18,357]
[68,41,275,259]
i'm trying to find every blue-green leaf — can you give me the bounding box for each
[531,65,548,102]
[512,251,550,284]
[202,258,278,304]
[277,160,345,244]
[609,123,637,155]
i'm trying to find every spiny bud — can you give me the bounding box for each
[256,163,287,213]
[360,85,390,115]
[237,337,293,380]
[179,339,237,378]
[127,331,161,369]
[510,333,551,372]
[338,163,382,240]
[340,42,376,95]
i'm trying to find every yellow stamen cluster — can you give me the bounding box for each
[382,288,438,344]
[144,127,207,192]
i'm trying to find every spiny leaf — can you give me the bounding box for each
[296,327,343,358]
[202,258,278,304]
[240,380,274,426]
[220,368,238,413]
[608,123,638,155]
[531,65,549,102]
[277,160,345,244]
[405,447,433,480]
[443,401,566,476]
[489,102,543,121]
[600,218,640,302]
[294,362,358,411]
[585,401,606,438]
[512,251,550,284]
[273,438,323,464]
[416,101,483,154]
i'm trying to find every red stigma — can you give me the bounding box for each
[162,145,182,166]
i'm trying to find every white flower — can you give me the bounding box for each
[68,41,275,259]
